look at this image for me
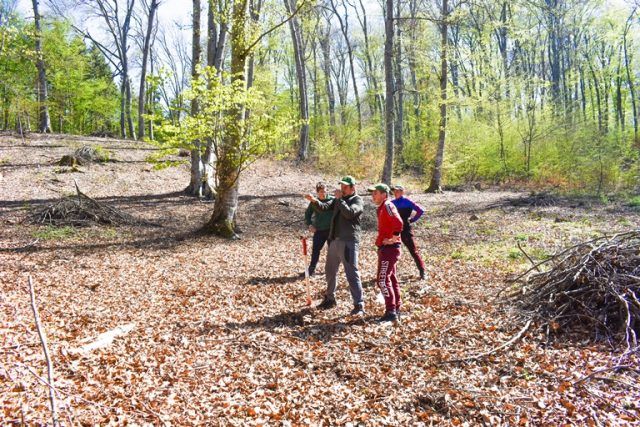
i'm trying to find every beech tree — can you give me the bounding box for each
[136,0,160,140]
[32,0,52,133]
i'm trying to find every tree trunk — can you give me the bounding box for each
[206,0,248,238]
[125,75,136,139]
[208,0,228,72]
[623,11,638,144]
[137,0,159,140]
[329,0,362,131]
[393,0,404,168]
[320,27,336,128]
[186,0,204,196]
[355,0,382,117]
[122,0,136,139]
[427,0,448,193]
[407,0,421,134]
[120,78,127,138]
[32,0,52,133]
[284,0,309,161]
[380,0,394,184]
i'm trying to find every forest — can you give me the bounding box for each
[1,0,639,425]
[2,0,640,197]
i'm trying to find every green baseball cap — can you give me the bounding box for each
[339,176,357,186]
[368,183,391,193]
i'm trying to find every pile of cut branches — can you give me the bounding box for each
[28,183,151,227]
[508,192,562,207]
[506,230,640,352]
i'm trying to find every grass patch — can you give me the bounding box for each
[32,226,77,240]
[507,248,523,260]
[628,196,640,208]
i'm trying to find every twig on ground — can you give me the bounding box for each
[446,319,533,363]
[571,364,640,386]
[28,275,59,426]
[516,241,539,271]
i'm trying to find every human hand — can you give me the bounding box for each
[382,235,401,245]
[334,189,343,198]
[304,193,317,202]
[308,225,316,233]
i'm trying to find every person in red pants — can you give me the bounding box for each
[391,184,426,280]
[369,183,404,323]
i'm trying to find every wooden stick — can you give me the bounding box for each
[446,319,533,363]
[517,241,539,271]
[301,235,312,306]
[28,275,58,426]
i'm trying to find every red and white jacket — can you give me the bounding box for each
[376,200,404,247]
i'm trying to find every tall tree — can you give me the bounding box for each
[186,0,204,196]
[393,0,404,167]
[328,0,362,131]
[623,7,638,144]
[71,0,137,138]
[32,0,52,133]
[198,0,230,200]
[137,0,160,140]
[205,0,249,237]
[285,0,309,161]
[380,0,394,184]
[426,0,449,193]
[319,18,336,128]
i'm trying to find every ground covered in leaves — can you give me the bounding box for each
[1,133,639,425]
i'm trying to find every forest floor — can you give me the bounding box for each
[1,133,639,426]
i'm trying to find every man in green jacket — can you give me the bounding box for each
[304,182,334,276]
[304,176,365,316]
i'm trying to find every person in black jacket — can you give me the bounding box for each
[304,182,334,276]
[304,176,365,316]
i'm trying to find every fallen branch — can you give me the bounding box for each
[571,364,640,386]
[28,275,59,426]
[517,241,539,271]
[69,323,136,354]
[446,319,533,363]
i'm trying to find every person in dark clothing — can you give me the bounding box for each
[369,183,404,323]
[304,176,365,316]
[304,182,334,276]
[391,185,427,280]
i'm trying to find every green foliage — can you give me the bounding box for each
[0,15,119,134]
[154,66,295,169]
[43,21,120,134]
[629,196,640,208]
[32,226,76,240]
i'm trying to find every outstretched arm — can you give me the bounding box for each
[304,194,334,211]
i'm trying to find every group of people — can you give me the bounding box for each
[303,176,426,323]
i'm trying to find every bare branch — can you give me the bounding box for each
[28,275,59,427]
[242,0,307,57]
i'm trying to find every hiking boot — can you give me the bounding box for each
[350,304,365,316]
[317,298,337,310]
[376,311,398,323]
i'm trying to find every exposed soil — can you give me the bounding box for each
[1,132,638,425]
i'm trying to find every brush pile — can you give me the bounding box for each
[506,230,640,352]
[28,184,149,227]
